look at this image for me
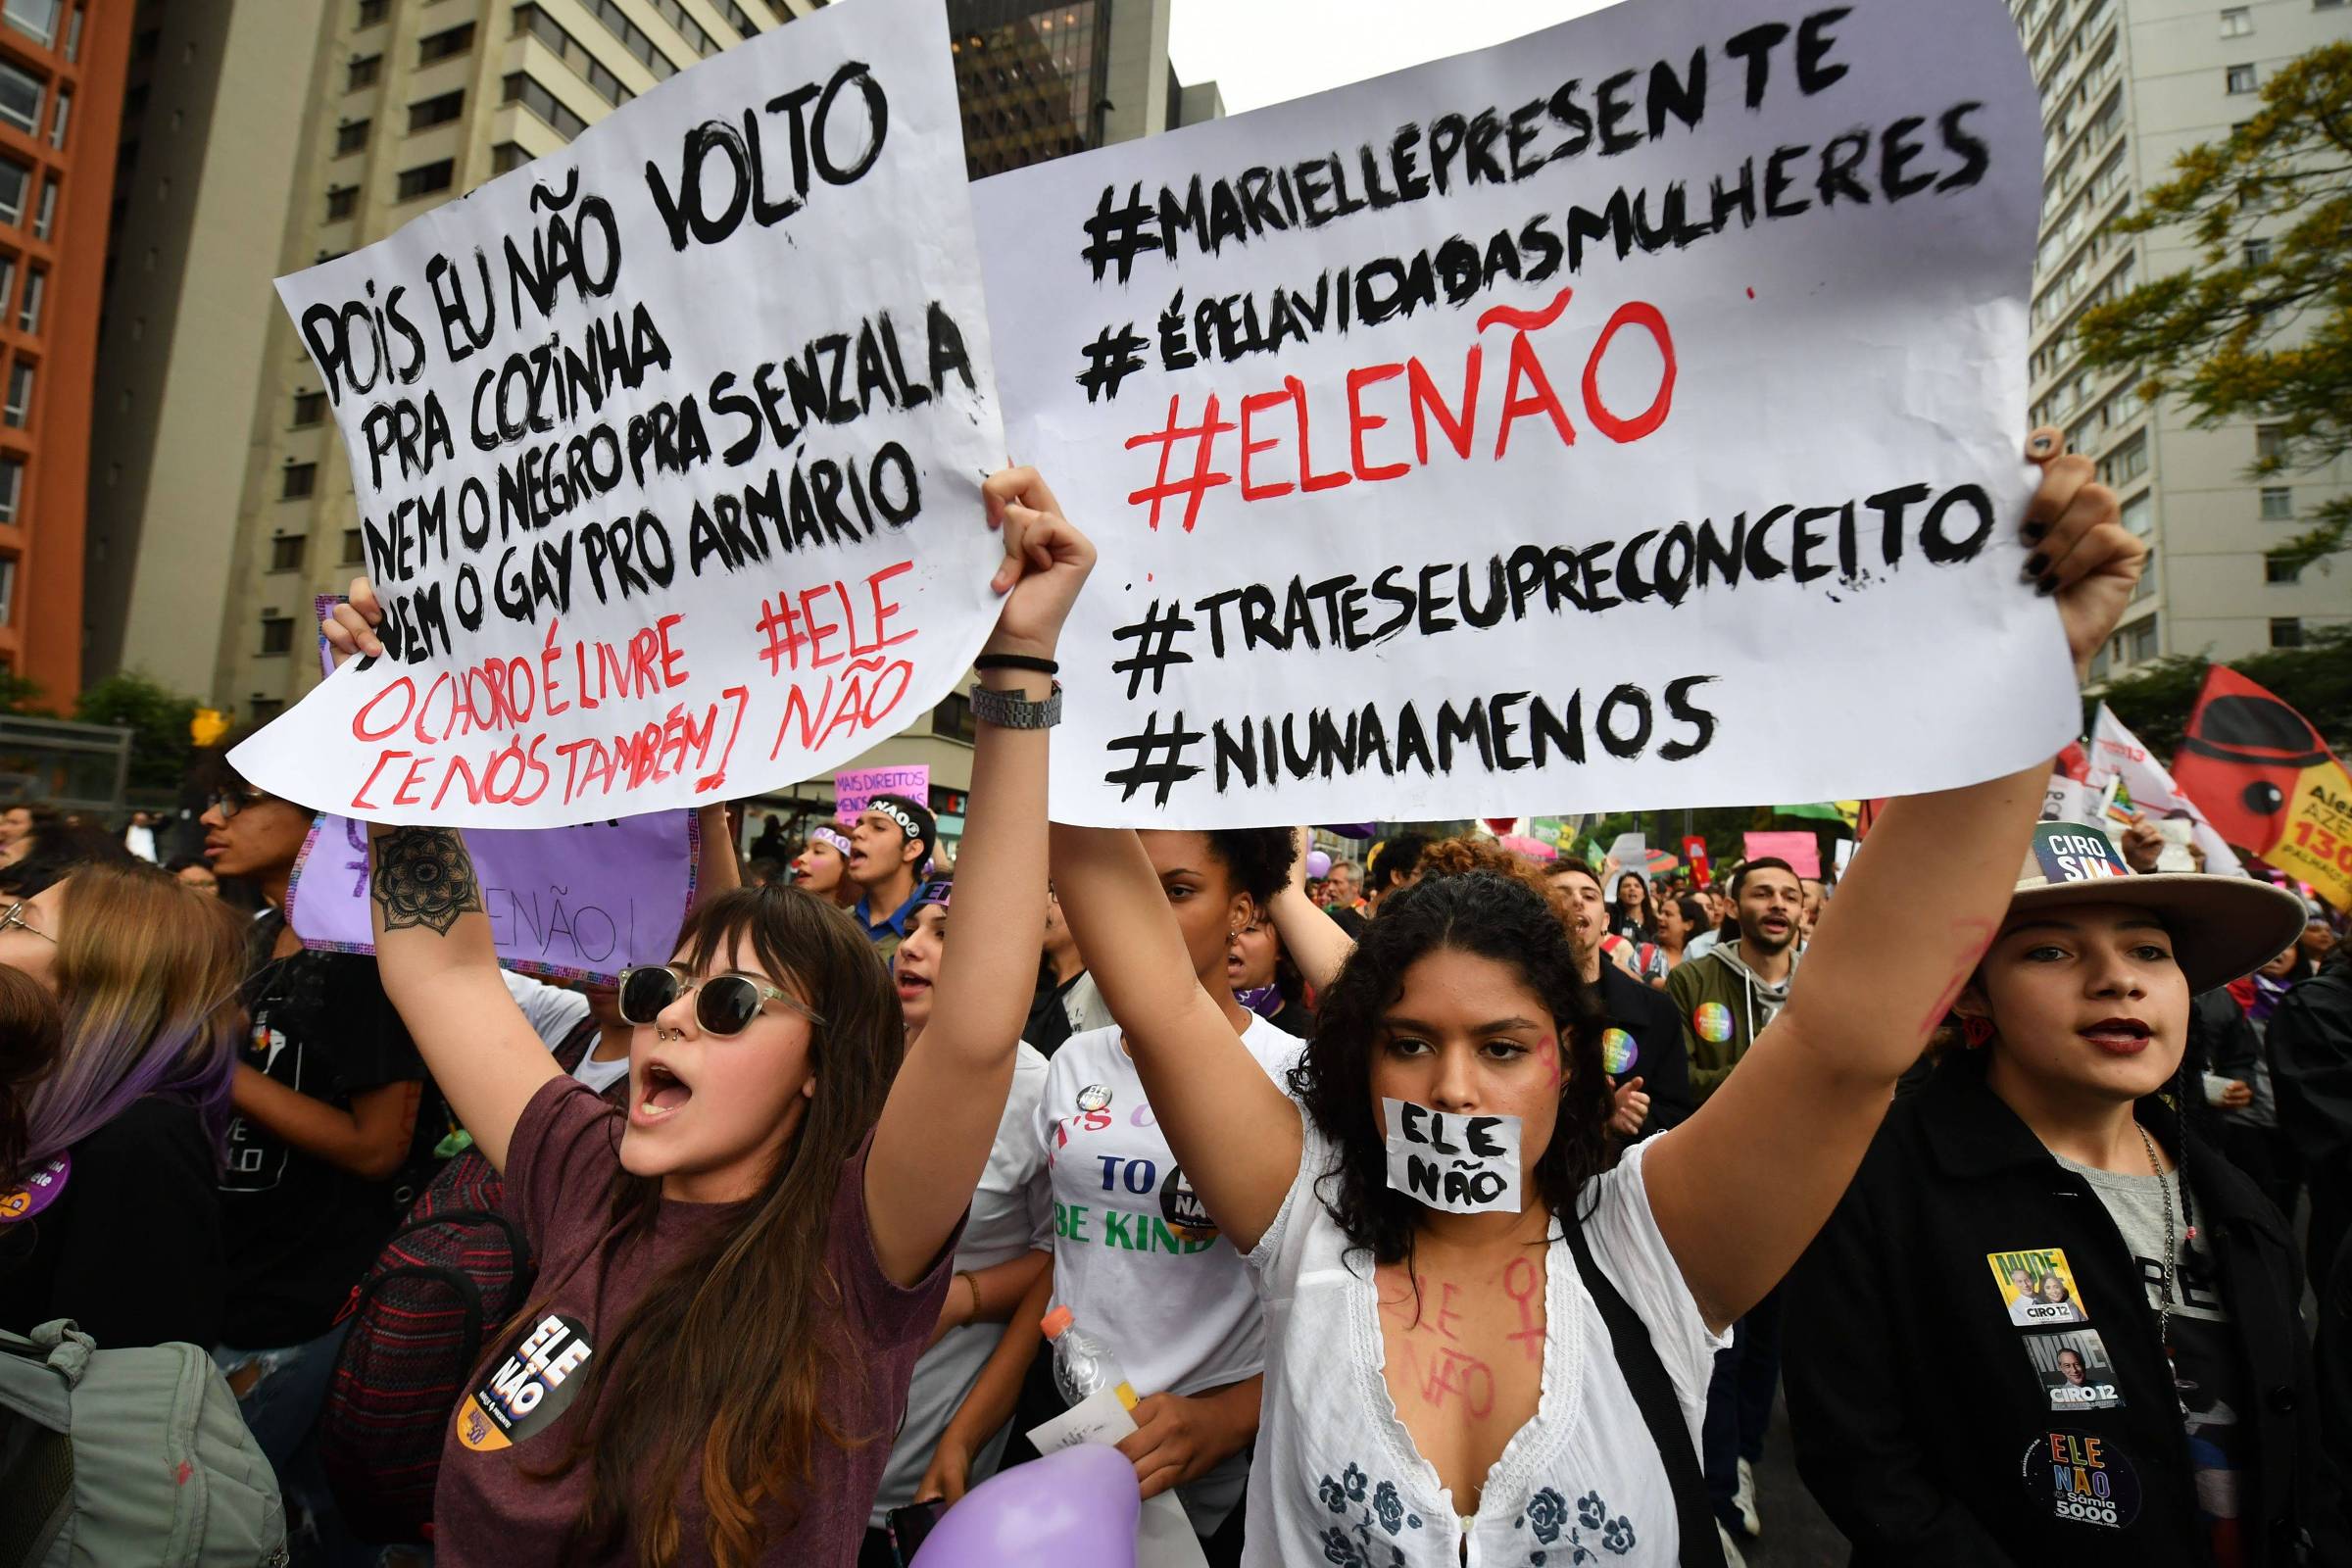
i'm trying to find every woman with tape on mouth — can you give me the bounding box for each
[319,467,1091,1568]
[1783,818,2326,1564]
[1046,433,2152,1566]
[791,824,860,910]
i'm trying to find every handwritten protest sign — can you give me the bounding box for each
[834,763,928,823]
[287,811,693,984]
[976,0,2065,827]
[231,0,1003,827]
[1383,1099,1522,1214]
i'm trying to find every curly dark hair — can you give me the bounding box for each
[1287,869,1610,1273]
[1198,828,1297,906]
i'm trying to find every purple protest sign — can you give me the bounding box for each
[288,811,696,985]
[835,764,929,824]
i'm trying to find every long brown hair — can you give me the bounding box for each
[0,965,62,1180]
[20,862,246,1176]
[532,883,906,1566]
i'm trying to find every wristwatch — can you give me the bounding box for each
[968,679,1062,730]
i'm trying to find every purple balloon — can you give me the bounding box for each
[910,1444,1141,1568]
[1304,850,1333,880]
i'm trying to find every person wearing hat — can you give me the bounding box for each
[791,824,861,911]
[1786,823,2335,1566]
[848,794,937,959]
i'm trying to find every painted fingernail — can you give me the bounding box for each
[2023,552,2048,576]
[2022,521,2048,543]
[2034,573,2058,596]
[2031,435,2055,454]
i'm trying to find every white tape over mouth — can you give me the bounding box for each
[1382,1098,1522,1215]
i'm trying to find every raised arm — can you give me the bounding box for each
[318,580,577,1171]
[1050,824,1300,1253]
[1266,826,1354,993]
[865,469,1095,1287]
[1642,432,2144,1329]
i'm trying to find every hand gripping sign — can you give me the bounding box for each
[975,0,2070,828]
[231,0,1004,827]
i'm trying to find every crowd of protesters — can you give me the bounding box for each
[3,442,2351,1568]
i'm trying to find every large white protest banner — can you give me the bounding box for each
[231,0,1003,827]
[2087,704,2246,876]
[976,0,2072,827]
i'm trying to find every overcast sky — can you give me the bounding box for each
[1167,0,1622,117]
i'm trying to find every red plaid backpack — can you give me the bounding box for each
[319,1021,613,1543]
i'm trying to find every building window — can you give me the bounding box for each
[325,184,358,220]
[417,22,475,64]
[502,73,587,140]
[2119,490,2151,537]
[2,0,58,47]
[270,534,306,571]
[335,119,370,155]
[0,555,13,625]
[577,0,685,79]
[348,53,380,89]
[61,1,75,59]
[512,7,633,107]
[0,456,23,522]
[2123,616,2160,665]
[2243,237,2273,268]
[0,60,41,134]
[292,389,328,425]
[395,159,455,200]
[2219,5,2252,32]
[357,0,388,24]
[409,88,465,132]
[16,269,41,334]
[46,86,66,148]
[2257,422,2287,463]
[2098,429,2147,487]
[247,696,284,722]
[931,691,976,743]
[490,140,529,174]
[3,361,30,428]
[259,616,296,656]
[31,177,54,240]
[2226,63,2257,93]
[2271,616,2304,649]
[0,159,26,226]
[0,256,17,318]
[2262,486,2293,519]
[721,1,761,39]
[281,462,318,499]
[2266,552,2302,584]
[342,527,366,564]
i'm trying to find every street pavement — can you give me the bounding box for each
[1738,1394,1847,1568]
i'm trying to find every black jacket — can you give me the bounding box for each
[2272,956,2352,1181]
[1592,962,1691,1136]
[1786,1051,2334,1567]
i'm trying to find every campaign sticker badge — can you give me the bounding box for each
[1075,1084,1111,1113]
[0,1152,68,1223]
[2028,1329,2124,1412]
[456,1312,595,1452]
[1158,1163,1218,1244]
[2022,1430,2141,1530]
[1690,1003,1735,1045]
[1599,1028,1639,1076]
[1986,1248,2090,1326]
[2030,824,2132,886]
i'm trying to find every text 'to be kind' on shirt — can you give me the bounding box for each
[1035,1017,1303,1529]
[434,1077,957,1568]
[1245,1114,1727,1568]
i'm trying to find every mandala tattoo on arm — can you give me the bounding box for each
[371,826,484,935]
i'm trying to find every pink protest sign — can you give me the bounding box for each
[835,764,929,823]
[1742,831,1821,881]
[288,811,696,985]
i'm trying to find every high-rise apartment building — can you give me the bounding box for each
[0,0,126,702]
[2016,0,2352,682]
[949,0,1221,178]
[88,0,812,718]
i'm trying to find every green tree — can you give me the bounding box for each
[73,671,199,792]
[0,670,42,713]
[2075,43,2352,570]
[2092,621,2352,759]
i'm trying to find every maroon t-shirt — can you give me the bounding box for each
[433,1076,955,1566]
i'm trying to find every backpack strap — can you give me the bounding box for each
[551,1016,602,1077]
[1563,1213,1727,1568]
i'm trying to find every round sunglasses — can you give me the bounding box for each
[614,963,822,1038]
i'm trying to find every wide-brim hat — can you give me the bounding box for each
[2008,823,2307,993]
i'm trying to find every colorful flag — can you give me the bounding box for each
[2085,706,2243,876]
[1773,803,1846,823]
[2169,667,2351,910]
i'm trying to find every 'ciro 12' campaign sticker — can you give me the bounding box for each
[456,1312,595,1452]
[2021,1430,2141,1531]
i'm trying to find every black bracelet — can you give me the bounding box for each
[973,652,1059,675]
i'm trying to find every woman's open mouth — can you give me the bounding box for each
[2080,1017,2152,1056]
[632,1060,694,1125]
[895,973,932,1002]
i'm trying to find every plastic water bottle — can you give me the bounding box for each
[1041,1305,1138,1411]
